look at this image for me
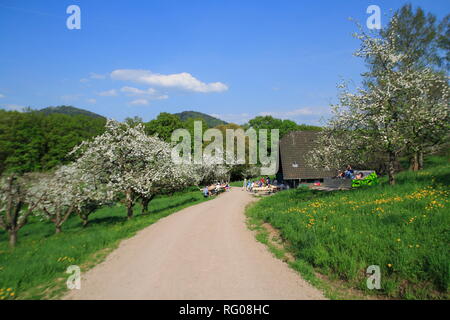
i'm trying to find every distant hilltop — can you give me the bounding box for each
[36,106,227,126]
[174,111,227,127]
[38,106,106,119]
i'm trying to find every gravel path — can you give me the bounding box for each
[65,187,325,300]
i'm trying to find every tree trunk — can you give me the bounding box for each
[388,152,396,185]
[141,195,155,215]
[127,205,133,220]
[410,152,420,171]
[418,151,424,170]
[55,225,62,234]
[125,189,135,220]
[9,230,17,248]
[82,217,89,227]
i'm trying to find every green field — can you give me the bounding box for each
[0,188,210,300]
[246,156,449,299]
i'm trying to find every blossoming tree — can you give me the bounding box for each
[0,174,43,247]
[71,120,197,219]
[307,18,449,185]
[32,165,82,233]
[195,150,230,186]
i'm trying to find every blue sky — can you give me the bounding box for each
[0,0,449,125]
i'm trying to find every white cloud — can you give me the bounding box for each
[210,107,331,125]
[2,104,26,112]
[153,94,169,100]
[90,72,106,79]
[259,107,331,118]
[129,99,149,106]
[98,89,118,97]
[121,86,169,100]
[121,86,157,96]
[80,73,107,83]
[111,69,228,93]
[209,113,253,124]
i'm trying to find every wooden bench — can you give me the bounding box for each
[252,185,279,195]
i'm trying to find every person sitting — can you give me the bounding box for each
[337,170,345,179]
[344,165,354,179]
[203,186,209,198]
[355,172,365,180]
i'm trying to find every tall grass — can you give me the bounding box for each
[246,156,449,299]
[0,189,210,300]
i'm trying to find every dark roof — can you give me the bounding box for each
[278,131,334,180]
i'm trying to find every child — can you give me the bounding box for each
[355,172,364,180]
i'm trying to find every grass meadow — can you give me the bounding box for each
[0,188,210,300]
[246,156,449,299]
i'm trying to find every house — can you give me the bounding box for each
[276,131,335,188]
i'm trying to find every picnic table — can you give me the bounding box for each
[252,185,280,195]
[202,185,226,196]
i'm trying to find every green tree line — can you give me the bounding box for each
[0,108,320,176]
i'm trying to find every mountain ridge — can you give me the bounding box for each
[38,106,106,119]
[36,106,228,127]
[174,111,227,127]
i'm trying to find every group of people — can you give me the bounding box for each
[243,177,274,192]
[203,182,230,198]
[337,165,365,180]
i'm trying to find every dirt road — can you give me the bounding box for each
[65,187,325,300]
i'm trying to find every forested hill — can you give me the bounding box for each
[0,109,106,174]
[174,111,227,127]
[39,106,105,119]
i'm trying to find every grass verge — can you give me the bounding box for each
[0,189,211,300]
[245,156,449,300]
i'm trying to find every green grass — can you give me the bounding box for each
[246,156,450,299]
[0,189,210,300]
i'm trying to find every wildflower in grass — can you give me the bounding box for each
[387,264,392,268]
[396,238,401,242]
[407,216,417,224]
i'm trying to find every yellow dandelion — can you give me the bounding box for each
[387,264,392,268]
